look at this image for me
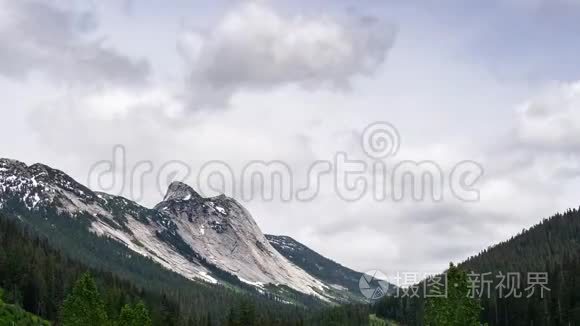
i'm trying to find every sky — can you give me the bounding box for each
[1,0,580,276]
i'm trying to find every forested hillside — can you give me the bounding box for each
[374,206,580,325]
[0,213,372,325]
[462,207,580,325]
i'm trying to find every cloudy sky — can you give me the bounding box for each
[2,0,580,276]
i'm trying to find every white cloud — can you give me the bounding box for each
[515,81,580,152]
[178,1,396,108]
[0,0,149,87]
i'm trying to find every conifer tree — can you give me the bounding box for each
[240,299,256,325]
[60,273,108,326]
[119,301,152,326]
[227,307,240,326]
[425,263,481,326]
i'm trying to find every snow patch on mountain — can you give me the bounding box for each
[90,212,217,284]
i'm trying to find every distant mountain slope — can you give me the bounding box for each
[265,235,363,295]
[458,207,580,325]
[265,235,399,302]
[375,206,580,326]
[461,207,580,273]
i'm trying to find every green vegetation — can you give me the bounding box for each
[308,304,372,326]
[118,301,152,326]
[369,314,387,325]
[0,288,50,326]
[424,264,481,326]
[60,273,109,326]
[59,272,153,326]
[460,207,580,325]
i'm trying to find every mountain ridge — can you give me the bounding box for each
[265,234,364,293]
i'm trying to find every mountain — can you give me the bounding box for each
[153,182,327,296]
[265,235,364,295]
[0,158,360,303]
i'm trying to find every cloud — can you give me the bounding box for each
[177,1,396,109]
[0,0,149,87]
[515,81,580,152]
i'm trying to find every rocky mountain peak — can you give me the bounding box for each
[163,181,202,202]
[0,158,28,173]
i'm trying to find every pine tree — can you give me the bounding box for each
[239,299,256,325]
[159,293,178,326]
[424,263,482,326]
[119,301,152,326]
[227,307,240,326]
[60,273,109,326]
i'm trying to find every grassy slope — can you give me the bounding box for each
[370,314,400,326]
[0,296,50,326]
